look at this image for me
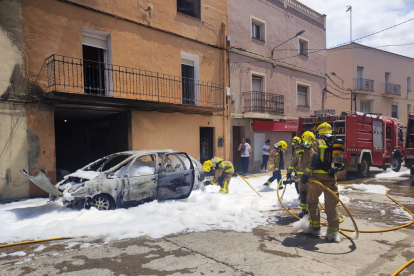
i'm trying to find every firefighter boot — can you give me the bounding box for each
[298,191,308,218]
[263,181,271,186]
[219,188,228,194]
[326,227,340,243]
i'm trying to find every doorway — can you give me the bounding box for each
[200,127,214,164]
[232,126,242,172]
[54,108,129,181]
[82,45,106,95]
[182,59,195,105]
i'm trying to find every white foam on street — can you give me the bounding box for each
[33,245,46,251]
[8,251,26,257]
[292,215,311,234]
[15,258,31,265]
[0,176,306,244]
[344,184,388,194]
[375,168,410,178]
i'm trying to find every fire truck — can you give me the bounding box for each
[404,113,414,183]
[298,111,404,176]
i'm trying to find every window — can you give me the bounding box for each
[251,17,266,41]
[298,38,309,56]
[408,104,412,115]
[252,76,263,92]
[252,23,261,39]
[82,28,111,95]
[177,0,200,19]
[386,126,392,139]
[162,153,191,173]
[408,77,412,92]
[181,52,200,105]
[297,85,309,107]
[392,103,398,118]
[360,100,372,113]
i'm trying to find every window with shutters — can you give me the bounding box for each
[298,38,309,56]
[177,0,201,19]
[297,85,309,107]
[81,28,111,96]
[250,16,266,41]
[360,100,372,113]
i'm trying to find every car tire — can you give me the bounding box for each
[390,156,401,172]
[90,194,115,211]
[358,157,370,177]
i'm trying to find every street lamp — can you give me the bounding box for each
[271,30,305,59]
[331,72,344,85]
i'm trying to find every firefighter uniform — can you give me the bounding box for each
[304,138,339,237]
[287,145,314,216]
[264,149,284,188]
[210,157,234,194]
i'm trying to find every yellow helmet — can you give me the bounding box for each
[275,141,288,150]
[317,122,333,136]
[302,131,315,148]
[292,136,302,146]
[203,160,214,172]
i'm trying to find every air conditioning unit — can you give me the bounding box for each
[314,110,335,116]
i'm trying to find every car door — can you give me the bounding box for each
[157,152,194,200]
[122,154,158,206]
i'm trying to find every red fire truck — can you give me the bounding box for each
[404,113,414,183]
[298,112,404,176]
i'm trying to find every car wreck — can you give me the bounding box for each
[21,150,205,210]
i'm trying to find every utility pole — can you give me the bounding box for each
[346,6,352,42]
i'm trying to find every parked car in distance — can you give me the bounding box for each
[21,150,205,210]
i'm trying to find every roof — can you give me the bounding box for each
[328,42,414,62]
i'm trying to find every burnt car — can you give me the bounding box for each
[21,150,205,210]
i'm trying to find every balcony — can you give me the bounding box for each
[242,91,284,118]
[383,83,401,97]
[353,78,374,94]
[45,55,225,114]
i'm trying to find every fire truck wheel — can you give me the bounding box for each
[358,157,370,177]
[390,156,401,172]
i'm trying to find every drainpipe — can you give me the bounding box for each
[222,21,229,160]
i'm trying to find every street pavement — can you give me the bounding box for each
[1,168,414,276]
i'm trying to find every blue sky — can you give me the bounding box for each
[299,0,414,57]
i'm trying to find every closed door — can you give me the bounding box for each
[254,133,265,162]
[200,127,214,164]
[232,126,242,172]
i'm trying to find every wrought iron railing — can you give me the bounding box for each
[354,78,374,91]
[242,91,284,115]
[383,83,401,96]
[45,54,225,109]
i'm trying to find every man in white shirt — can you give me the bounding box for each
[261,139,271,172]
[238,138,252,176]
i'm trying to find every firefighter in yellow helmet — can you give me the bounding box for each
[264,141,287,189]
[287,132,315,218]
[302,122,341,242]
[203,157,234,194]
[290,136,302,196]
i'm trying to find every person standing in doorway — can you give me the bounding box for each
[238,138,252,176]
[261,140,271,172]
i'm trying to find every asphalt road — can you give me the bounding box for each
[1,168,414,276]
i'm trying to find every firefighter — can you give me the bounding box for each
[291,136,302,196]
[263,141,287,189]
[203,157,234,194]
[286,133,314,218]
[302,122,341,242]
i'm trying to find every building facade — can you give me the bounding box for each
[326,43,414,122]
[0,0,229,200]
[228,0,326,172]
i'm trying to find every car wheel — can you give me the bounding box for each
[358,157,370,177]
[90,194,115,210]
[390,157,401,172]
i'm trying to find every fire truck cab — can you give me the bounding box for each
[298,112,404,177]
